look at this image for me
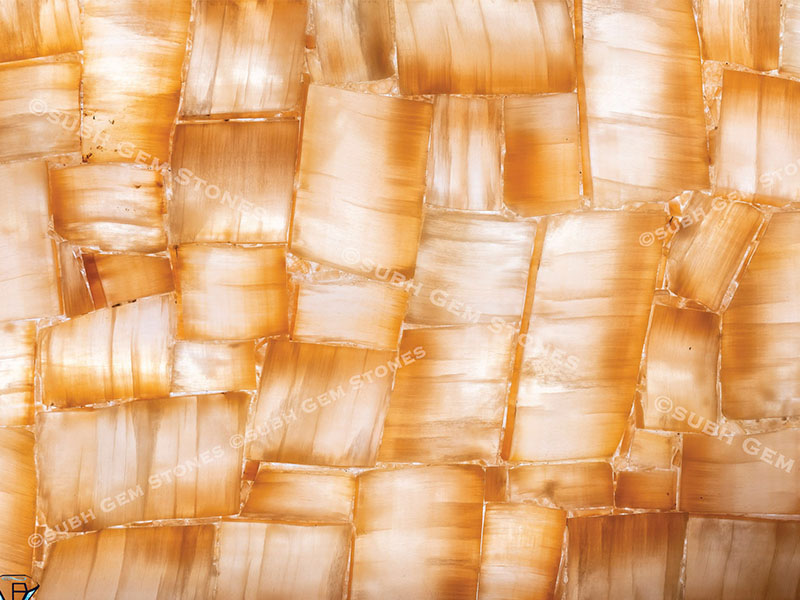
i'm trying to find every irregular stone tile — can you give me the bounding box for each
[82,0,191,162]
[176,244,288,341]
[170,121,299,244]
[40,294,174,407]
[291,85,431,279]
[394,0,575,94]
[246,340,395,467]
[57,242,93,317]
[50,164,167,253]
[182,0,307,116]
[85,253,174,307]
[509,212,663,461]
[582,0,709,206]
[37,393,248,530]
[722,213,800,419]
[665,194,763,310]
[379,326,514,463]
[628,430,676,470]
[426,96,502,211]
[351,465,484,600]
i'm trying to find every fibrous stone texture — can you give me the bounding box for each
[290,84,431,278]
[393,0,575,94]
[38,526,217,599]
[509,212,663,461]
[581,0,709,207]
[721,213,800,419]
[37,393,248,529]
[698,0,781,71]
[351,465,485,599]
[716,70,800,206]
[81,0,191,162]
[170,121,299,244]
[8,1,800,596]
[247,340,394,466]
[182,0,308,116]
[0,161,61,322]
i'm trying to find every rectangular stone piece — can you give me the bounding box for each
[681,430,800,515]
[39,526,216,599]
[508,462,614,510]
[478,503,566,600]
[81,0,191,162]
[716,70,800,206]
[352,465,484,600]
[247,340,395,467]
[216,521,351,600]
[394,0,575,94]
[699,0,780,70]
[379,326,514,464]
[242,466,355,522]
[722,213,800,419]
[685,516,800,599]
[426,96,502,211]
[182,0,307,116]
[0,0,81,62]
[290,84,431,278]
[37,393,248,530]
[404,210,534,326]
[0,321,36,426]
[0,55,80,163]
[50,164,167,253]
[170,120,299,244]
[582,0,709,206]
[176,244,288,340]
[40,294,174,407]
[510,212,663,461]
[0,428,35,574]
[0,161,61,321]
[566,513,687,600]
[642,304,720,431]
[504,94,582,217]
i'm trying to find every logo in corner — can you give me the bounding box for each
[0,574,39,600]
